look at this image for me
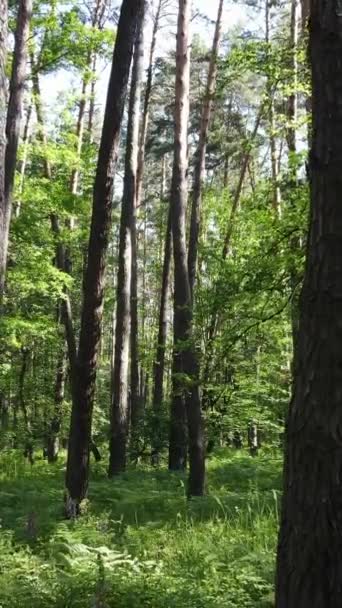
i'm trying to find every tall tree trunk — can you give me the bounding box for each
[88,53,97,141]
[18,347,32,461]
[135,0,163,208]
[151,207,172,461]
[1,0,32,287]
[275,0,342,603]
[16,100,32,216]
[187,0,223,299]
[169,0,205,496]
[265,0,281,217]
[287,0,300,352]
[5,0,32,200]
[286,0,298,161]
[0,0,7,300]
[69,78,87,197]
[47,345,67,462]
[108,1,145,476]
[130,1,146,446]
[66,0,142,510]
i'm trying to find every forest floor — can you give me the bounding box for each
[0,448,282,608]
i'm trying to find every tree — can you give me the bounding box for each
[0,0,7,298]
[151,205,172,461]
[169,0,205,496]
[108,0,145,477]
[188,0,224,299]
[66,0,142,512]
[275,0,342,603]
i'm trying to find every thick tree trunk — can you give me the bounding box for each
[151,207,172,461]
[275,0,342,604]
[169,0,205,496]
[187,0,223,299]
[108,1,145,476]
[66,0,141,509]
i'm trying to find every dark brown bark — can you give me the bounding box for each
[187,0,223,299]
[275,0,342,604]
[108,1,145,476]
[169,0,205,496]
[66,0,142,507]
[151,207,172,460]
[0,0,7,299]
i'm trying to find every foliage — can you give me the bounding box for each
[0,449,280,607]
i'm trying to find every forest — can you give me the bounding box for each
[0,0,340,604]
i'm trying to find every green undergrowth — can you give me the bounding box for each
[0,448,282,607]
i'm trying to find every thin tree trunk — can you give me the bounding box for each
[286,0,298,160]
[88,53,97,141]
[265,0,281,217]
[1,0,31,284]
[130,1,146,449]
[5,0,32,201]
[169,0,205,496]
[66,0,142,509]
[187,0,223,299]
[0,0,7,300]
[15,100,32,216]
[69,78,87,197]
[108,1,145,476]
[287,0,300,352]
[47,345,67,462]
[18,347,33,462]
[276,0,342,603]
[151,207,172,461]
[135,0,163,209]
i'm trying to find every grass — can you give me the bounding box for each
[0,448,282,607]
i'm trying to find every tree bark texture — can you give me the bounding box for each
[66,0,142,506]
[130,1,146,447]
[169,0,205,496]
[108,0,145,477]
[275,0,342,604]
